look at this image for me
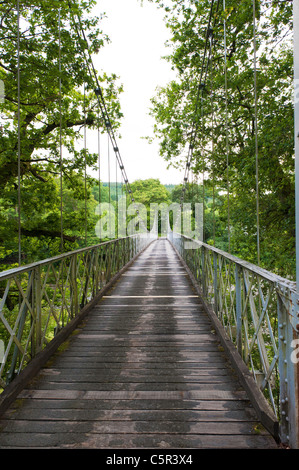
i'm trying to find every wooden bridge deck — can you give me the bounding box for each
[0,239,278,449]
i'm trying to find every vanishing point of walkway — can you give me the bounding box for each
[0,239,278,448]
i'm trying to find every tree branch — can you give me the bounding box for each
[42,116,95,136]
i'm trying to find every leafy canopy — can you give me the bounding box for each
[147,0,295,277]
[0,0,123,268]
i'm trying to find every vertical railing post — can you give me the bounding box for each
[201,246,206,298]
[94,247,100,295]
[70,254,78,318]
[294,0,299,291]
[289,291,299,449]
[213,252,218,315]
[133,236,136,258]
[125,238,129,264]
[292,0,299,447]
[34,266,42,353]
[277,292,289,445]
[235,264,242,356]
[119,239,123,270]
[106,244,111,282]
[114,239,118,273]
[278,289,299,448]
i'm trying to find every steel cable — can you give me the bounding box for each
[84,82,87,246]
[180,0,220,205]
[67,1,148,234]
[223,0,230,253]
[58,8,64,253]
[98,108,101,240]
[210,32,216,246]
[17,1,21,266]
[253,0,260,265]
[67,1,135,204]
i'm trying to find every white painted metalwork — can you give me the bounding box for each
[168,232,299,448]
[294,0,299,292]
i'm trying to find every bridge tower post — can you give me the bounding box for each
[295,0,299,291]
[293,0,299,449]
[278,291,299,448]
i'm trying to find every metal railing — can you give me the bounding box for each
[0,233,153,392]
[168,231,299,448]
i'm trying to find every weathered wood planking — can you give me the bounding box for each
[0,239,278,449]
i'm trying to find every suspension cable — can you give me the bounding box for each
[98,108,101,240]
[210,31,216,246]
[108,132,111,206]
[115,151,118,203]
[67,1,148,234]
[223,0,230,253]
[201,85,205,242]
[67,1,136,205]
[83,82,87,246]
[180,0,220,207]
[253,0,260,265]
[58,8,64,253]
[17,1,21,266]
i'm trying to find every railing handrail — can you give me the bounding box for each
[172,233,296,291]
[168,231,299,449]
[0,231,156,417]
[0,234,147,281]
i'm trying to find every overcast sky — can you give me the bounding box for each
[88,0,183,185]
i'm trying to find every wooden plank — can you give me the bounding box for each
[34,378,235,387]
[6,398,256,412]
[0,419,271,435]
[61,344,221,351]
[24,383,242,392]
[17,389,249,401]
[3,408,258,422]
[74,334,218,341]
[44,362,227,370]
[0,432,278,449]
[44,351,227,360]
[40,368,231,377]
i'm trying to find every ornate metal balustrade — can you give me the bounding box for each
[0,234,153,393]
[168,232,299,448]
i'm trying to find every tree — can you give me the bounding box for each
[0,0,123,269]
[130,179,171,206]
[129,179,171,232]
[170,181,227,247]
[147,0,295,277]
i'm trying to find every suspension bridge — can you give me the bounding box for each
[0,235,284,449]
[0,0,299,450]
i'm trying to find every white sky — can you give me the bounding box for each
[88,0,183,185]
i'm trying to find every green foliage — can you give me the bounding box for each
[129,179,171,232]
[147,0,295,278]
[130,178,171,206]
[170,181,228,248]
[0,1,123,270]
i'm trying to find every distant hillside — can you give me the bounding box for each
[101,182,177,196]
